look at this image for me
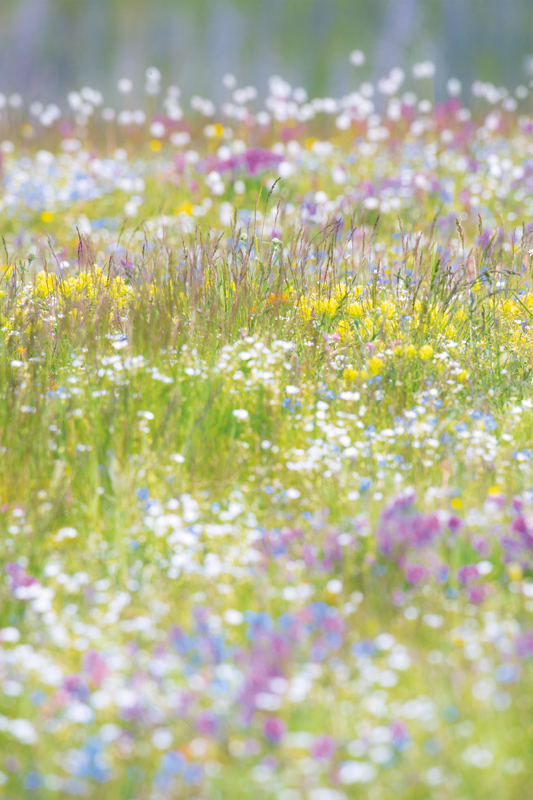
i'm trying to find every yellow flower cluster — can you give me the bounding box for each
[33,266,133,311]
[35,271,56,298]
[295,284,461,346]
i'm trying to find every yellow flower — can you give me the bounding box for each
[342,367,358,382]
[149,139,162,152]
[41,211,54,223]
[419,344,434,360]
[507,563,523,582]
[368,356,383,375]
[35,270,56,298]
[175,202,193,216]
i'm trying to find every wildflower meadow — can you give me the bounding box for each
[2,58,533,799]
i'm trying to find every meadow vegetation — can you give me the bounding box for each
[1,64,533,799]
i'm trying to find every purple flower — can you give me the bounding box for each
[390,721,412,751]
[457,564,479,585]
[472,535,489,556]
[195,710,218,736]
[467,584,488,604]
[515,628,533,658]
[63,674,90,701]
[446,514,463,533]
[215,147,283,176]
[405,563,427,584]
[263,717,286,743]
[310,735,337,760]
[5,562,40,599]
[82,651,108,686]
[509,515,533,548]
[375,490,442,556]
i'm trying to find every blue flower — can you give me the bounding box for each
[441,704,459,722]
[182,762,203,785]
[352,640,376,657]
[170,627,194,654]
[495,664,519,684]
[484,414,497,431]
[325,631,343,648]
[24,772,43,790]
[308,602,330,620]
[161,751,186,775]
[244,611,273,640]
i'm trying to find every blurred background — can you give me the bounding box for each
[0,0,532,104]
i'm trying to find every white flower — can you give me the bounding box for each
[55,527,77,542]
[152,728,173,750]
[349,50,366,67]
[10,719,38,745]
[338,761,376,784]
[232,409,249,420]
[223,609,243,625]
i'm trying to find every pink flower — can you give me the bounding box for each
[214,147,283,176]
[195,710,218,736]
[467,584,488,604]
[263,717,286,743]
[5,563,40,599]
[405,563,427,584]
[82,650,108,686]
[472,535,489,556]
[516,628,533,658]
[390,720,411,751]
[457,564,479,584]
[310,735,336,760]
